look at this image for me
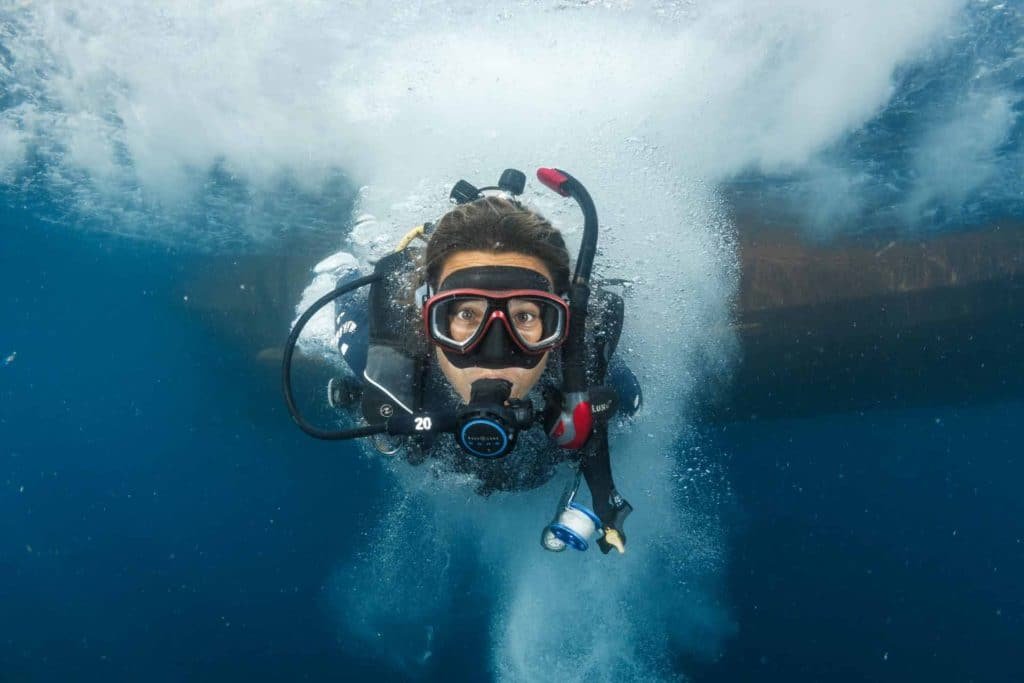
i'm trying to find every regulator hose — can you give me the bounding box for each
[281,273,386,440]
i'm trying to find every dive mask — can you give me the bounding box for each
[422,266,569,369]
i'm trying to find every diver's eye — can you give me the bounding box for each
[513,311,537,325]
[445,299,488,343]
[508,300,543,343]
[509,300,541,323]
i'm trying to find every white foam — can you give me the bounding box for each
[292,254,364,355]
[1,1,965,244]
[904,91,1019,224]
[314,250,359,275]
[0,117,27,179]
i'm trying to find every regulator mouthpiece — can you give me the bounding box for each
[455,378,533,459]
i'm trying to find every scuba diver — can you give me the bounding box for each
[283,168,641,555]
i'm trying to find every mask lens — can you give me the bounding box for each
[427,291,567,352]
[432,296,491,348]
[507,296,565,350]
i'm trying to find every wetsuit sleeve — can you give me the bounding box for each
[581,287,634,552]
[580,425,632,554]
[581,425,614,519]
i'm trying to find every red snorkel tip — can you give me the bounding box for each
[537,167,571,197]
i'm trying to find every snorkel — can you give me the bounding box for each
[535,168,599,449]
[281,168,606,459]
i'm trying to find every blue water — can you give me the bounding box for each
[1,217,362,679]
[703,405,1024,681]
[3,2,1024,681]
[5,214,1022,681]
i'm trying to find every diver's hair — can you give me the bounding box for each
[425,196,571,294]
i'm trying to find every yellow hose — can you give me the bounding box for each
[395,224,427,252]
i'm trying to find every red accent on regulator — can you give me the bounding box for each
[564,401,593,449]
[537,167,571,196]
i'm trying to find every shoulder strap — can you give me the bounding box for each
[361,250,424,424]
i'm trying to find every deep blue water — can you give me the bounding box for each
[1,215,377,680]
[703,403,1024,682]
[3,201,1022,681]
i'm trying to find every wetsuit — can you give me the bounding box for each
[329,258,641,501]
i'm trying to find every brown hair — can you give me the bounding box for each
[424,196,571,294]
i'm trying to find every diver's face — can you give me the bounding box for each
[434,250,553,403]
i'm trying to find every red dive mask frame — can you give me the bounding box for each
[423,288,570,356]
[420,264,567,370]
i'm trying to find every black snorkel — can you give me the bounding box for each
[281,167,608,457]
[535,168,605,449]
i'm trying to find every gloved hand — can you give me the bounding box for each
[597,496,632,555]
[598,527,626,554]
